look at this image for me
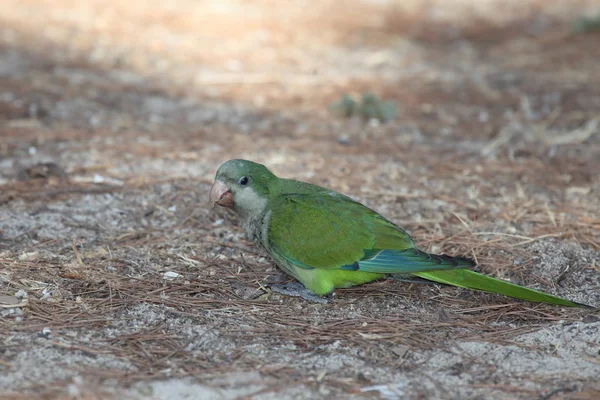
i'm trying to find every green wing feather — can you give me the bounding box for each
[268,186,470,274]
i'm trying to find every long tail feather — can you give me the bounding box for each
[413,269,592,308]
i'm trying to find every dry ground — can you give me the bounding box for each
[1,1,600,399]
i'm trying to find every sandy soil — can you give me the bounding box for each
[1,1,599,399]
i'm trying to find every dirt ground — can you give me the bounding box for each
[1,0,600,399]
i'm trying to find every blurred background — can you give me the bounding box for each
[1,0,599,186]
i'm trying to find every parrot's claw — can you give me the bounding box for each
[270,282,330,304]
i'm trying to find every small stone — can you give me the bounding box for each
[162,271,182,280]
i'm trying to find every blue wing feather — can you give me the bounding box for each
[348,248,475,274]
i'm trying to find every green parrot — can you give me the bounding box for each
[210,159,590,308]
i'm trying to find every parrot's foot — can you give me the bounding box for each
[270,282,330,304]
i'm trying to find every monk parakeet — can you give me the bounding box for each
[210,159,590,308]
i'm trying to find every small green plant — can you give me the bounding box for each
[571,12,600,33]
[330,92,397,122]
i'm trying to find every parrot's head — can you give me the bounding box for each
[210,159,278,216]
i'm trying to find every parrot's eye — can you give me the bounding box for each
[237,176,249,186]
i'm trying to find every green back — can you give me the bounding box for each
[267,179,414,269]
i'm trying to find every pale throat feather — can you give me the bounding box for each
[234,187,271,247]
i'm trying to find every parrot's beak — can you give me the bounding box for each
[210,180,234,208]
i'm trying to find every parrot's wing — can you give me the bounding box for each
[268,192,471,273]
